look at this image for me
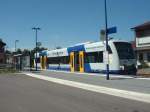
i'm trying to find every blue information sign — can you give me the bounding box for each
[107,27,117,34]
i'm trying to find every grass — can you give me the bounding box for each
[0,68,19,74]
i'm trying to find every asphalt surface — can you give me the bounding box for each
[0,73,150,112]
[31,70,150,94]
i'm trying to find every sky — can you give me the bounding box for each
[0,0,150,51]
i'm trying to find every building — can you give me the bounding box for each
[0,39,6,63]
[13,54,31,70]
[132,21,150,67]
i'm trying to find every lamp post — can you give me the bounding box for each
[15,40,19,52]
[104,0,109,80]
[32,27,41,71]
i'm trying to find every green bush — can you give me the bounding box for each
[0,68,19,74]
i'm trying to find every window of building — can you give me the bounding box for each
[147,52,150,62]
[136,29,150,37]
[0,59,3,63]
[0,48,4,53]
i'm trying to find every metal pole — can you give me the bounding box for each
[15,41,16,52]
[29,50,31,71]
[15,40,19,52]
[35,29,38,71]
[32,27,41,71]
[104,0,109,80]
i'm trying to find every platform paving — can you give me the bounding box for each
[26,70,150,94]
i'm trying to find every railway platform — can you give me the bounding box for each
[24,70,150,95]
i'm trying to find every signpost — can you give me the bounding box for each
[104,0,117,80]
[100,27,117,41]
[32,27,41,71]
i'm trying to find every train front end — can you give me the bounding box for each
[114,42,137,75]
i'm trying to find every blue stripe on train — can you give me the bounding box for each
[48,66,70,71]
[47,64,121,74]
[39,51,47,56]
[67,44,85,54]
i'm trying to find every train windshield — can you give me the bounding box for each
[114,42,135,59]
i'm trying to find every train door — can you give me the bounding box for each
[43,56,47,69]
[40,56,43,69]
[79,51,84,72]
[74,52,79,71]
[70,52,74,72]
[70,52,80,72]
[40,56,47,69]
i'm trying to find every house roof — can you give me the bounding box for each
[131,21,150,30]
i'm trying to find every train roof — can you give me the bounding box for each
[67,39,128,47]
[39,39,130,56]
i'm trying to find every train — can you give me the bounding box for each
[34,39,137,74]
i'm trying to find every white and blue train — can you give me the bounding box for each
[35,39,137,74]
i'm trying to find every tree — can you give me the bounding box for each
[29,46,48,67]
[30,46,47,58]
[22,49,30,56]
[56,46,61,49]
[5,50,11,54]
[16,48,22,54]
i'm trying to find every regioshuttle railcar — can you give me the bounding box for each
[35,40,137,74]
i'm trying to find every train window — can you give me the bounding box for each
[114,42,135,59]
[71,56,73,67]
[98,52,103,62]
[80,55,83,68]
[108,46,112,53]
[47,56,69,64]
[47,57,58,64]
[139,53,143,61]
[60,56,69,64]
[85,51,103,63]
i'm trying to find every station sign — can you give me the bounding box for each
[107,27,117,35]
